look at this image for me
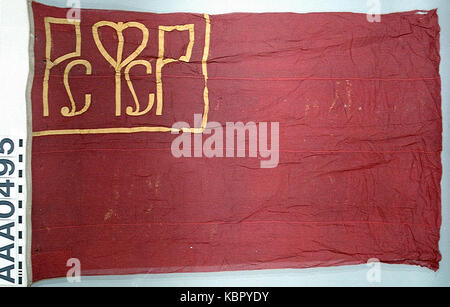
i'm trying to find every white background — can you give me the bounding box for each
[0,0,448,286]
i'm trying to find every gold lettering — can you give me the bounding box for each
[156,24,195,116]
[125,60,155,116]
[33,14,211,137]
[92,21,149,116]
[43,17,81,117]
[61,59,92,117]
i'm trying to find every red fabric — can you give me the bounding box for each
[30,1,442,282]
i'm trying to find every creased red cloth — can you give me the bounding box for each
[30,1,442,282]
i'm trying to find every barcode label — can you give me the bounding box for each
[0,136,26,287]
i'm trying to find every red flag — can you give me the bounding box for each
[29,1,442,281]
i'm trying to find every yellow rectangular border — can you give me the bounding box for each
[32,14,210,137]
